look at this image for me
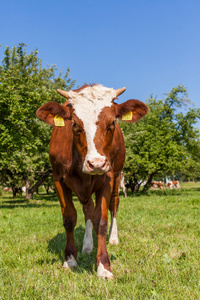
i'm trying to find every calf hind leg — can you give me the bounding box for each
[82,197,94,254]
[109,173,121,245]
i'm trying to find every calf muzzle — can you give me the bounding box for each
[85,158,110,175]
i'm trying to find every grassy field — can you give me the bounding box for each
[0,182,200,299]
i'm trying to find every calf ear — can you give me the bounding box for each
[36,102,71,126]
[115,99,149,123]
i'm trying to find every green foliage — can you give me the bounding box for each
[120,85,200,190]
[0,43,75,193]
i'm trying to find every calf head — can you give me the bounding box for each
[36,84,148,175]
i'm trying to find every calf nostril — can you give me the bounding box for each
[101,162,106,169]
[88,161,94,170]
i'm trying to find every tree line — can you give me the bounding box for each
[0,44,75,199]
[120,86,200,192]
[0,44,200,199]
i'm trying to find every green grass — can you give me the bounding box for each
[0,183,200,299]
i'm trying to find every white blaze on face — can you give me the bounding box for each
[68,85,115,172]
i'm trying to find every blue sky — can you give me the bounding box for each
[1,0,200,124]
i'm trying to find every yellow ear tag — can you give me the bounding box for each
[122,111,133,121]
[54,115,65,126]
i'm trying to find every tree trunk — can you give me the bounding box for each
[26,178,33,200]
[11,186,22,198]
[12,187,17,198]
[142,173,155,193]
[132,174,141,193]
[25,171,51,201]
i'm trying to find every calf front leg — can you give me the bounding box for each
[94,181,113,278]
[54,180,77,269]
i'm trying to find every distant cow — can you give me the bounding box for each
[167,180,180,189]
[36,84,148,278]
[166,181,173,189]
[4,187,11,192]
[157,181,164,189]
[173,180,180,189]
[150,181,164,190]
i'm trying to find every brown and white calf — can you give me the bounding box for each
[166,180,180,189]
[150,181,164,190]
[36,84,148,278]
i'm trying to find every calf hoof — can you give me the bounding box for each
[97,262,113,279]
[63,255,77,269]
[109,235,119,245]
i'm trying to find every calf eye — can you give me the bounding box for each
[72,121,83,135]
[107,120,116,131]
[72,121,77,129]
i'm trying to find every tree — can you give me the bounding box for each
[0,43,75,199]
[120,85,200,192]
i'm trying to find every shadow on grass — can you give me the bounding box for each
[47,225,117,274]
[0,192,80,210]
[0,199,59,209]
[191,187,200,191]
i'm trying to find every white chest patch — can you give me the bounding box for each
[68,85,115,170]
